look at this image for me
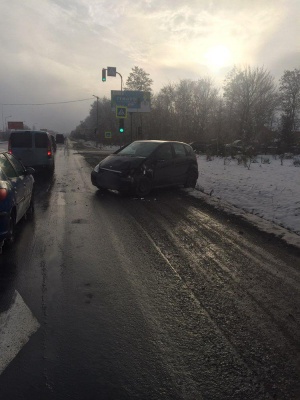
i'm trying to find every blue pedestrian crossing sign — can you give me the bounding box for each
[116,106,127,118]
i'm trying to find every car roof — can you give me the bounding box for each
[10,130,50,134]
[133,140,191,145]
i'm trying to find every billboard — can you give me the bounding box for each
[7,121,24,130]
[111,90,151,113]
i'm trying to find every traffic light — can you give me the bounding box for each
[102,68,106,82]
[119,119,124,133]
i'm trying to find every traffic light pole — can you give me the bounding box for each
[130,112,133,142]
[101,66,124,144]
[103,67,123,93]
[116,72,123,93]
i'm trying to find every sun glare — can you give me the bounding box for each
[204,45,231,69]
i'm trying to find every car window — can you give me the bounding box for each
[10,131,32,147]
[118,142,159,157]
[0,154,19,178]
[173,143,186,158]
[155,144,173,161]
[184,144,193,155]
[6,153,26,175]
[35,132,49,148]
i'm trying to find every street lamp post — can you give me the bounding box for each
[93,95,99,147]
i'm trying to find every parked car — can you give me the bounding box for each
[8,130,55,174]
[56,133,65,144]
[91,140,199,196]
[0,152,35,253]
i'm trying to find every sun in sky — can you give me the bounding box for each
[204,45,231,69]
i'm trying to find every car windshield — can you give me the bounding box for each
[117,142,160,157]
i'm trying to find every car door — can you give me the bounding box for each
[172,142,190,184]
[152,143,175,186]
[6,153,33,215]
[0,154,27,222]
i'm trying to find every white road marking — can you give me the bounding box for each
[0,291,40,374]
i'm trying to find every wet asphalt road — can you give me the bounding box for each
[0,143,300,399]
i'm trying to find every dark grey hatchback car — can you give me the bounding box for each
[91,140,199,196]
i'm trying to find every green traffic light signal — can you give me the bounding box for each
[119,119,124,133]
[102,68,106,82]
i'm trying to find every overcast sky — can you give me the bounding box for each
[0,0,299,133]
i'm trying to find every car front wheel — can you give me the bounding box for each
[96,186,108,193]
[135,175,152,197]
[26,192,35,219]
[6,211,16,247]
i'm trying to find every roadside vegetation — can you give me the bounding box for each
[71,66,300,158]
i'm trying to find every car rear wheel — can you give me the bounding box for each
[184,171,198,188]
[48,165,55,176]
[135,176,152,197]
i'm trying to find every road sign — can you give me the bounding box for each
[107,67,116,77]
[116,106,127,118]
[111,91,151,113]
[7,121,24,130]
[105,131,112,138]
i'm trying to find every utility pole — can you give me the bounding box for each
[93,95,99,147]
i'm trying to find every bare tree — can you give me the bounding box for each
[279,68,300,149]
[149,84,177,140]
[72,98,117,144]
[223,66,278,144]
[71,65,300,151]
[190,78,219,142]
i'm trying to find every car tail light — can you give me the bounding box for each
[47,142,52,157]
[0,188,8,201]
[8,139,12,154]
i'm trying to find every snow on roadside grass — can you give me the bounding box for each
[78,140,300,248]
[190,154,300,248]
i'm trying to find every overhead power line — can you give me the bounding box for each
[2,97,94,106]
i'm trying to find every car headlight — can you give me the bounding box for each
[94,164,100,173]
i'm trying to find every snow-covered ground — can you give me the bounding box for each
[73,140,300,249]
[191,154,300,250]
